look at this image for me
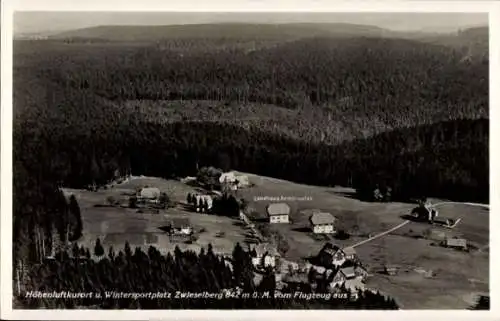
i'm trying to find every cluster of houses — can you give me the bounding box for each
[265,203,337,235]
[249,241,368,294]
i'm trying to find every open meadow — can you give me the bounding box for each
[235,171,489,309]
[63,176,248,257]
[61,171,488,309]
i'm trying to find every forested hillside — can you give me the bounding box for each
[48,23,388,42]
[15,35,488,143]
[12,26,489,294]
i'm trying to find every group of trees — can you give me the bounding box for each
[13,178,83,266]
[186,193,211,213]
[18,241,398,309]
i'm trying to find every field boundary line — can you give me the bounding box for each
[349,220,410,248]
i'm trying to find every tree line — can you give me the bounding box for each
[17,242,398,309]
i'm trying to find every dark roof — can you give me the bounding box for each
[320,242,342,255]
[310,212,336,225]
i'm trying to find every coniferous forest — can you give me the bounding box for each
[12,23,488,309]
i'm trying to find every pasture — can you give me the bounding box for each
[63,176,248,257]
[235,171,489,309]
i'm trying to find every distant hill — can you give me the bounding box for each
[48,23,397,42]
[411,26,488,59]
[47,23,489,59]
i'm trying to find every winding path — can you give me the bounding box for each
[348,201,489,249]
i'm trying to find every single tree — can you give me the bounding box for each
[68,195,83,240]
[94,238,104,257]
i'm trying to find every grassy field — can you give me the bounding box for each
[64,172,488,309]
[63,176,248,257]
[234,171,489,309]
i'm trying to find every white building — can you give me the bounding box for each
[267,203,290,224]
[219,172,237,184]
[251,243,279,268]
[310,211,336,234]
[235,175,250,188]
[329,266,367,292]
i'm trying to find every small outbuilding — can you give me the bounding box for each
[444,238,468,250]
[168,218,193,235]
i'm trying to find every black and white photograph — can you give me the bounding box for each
[1,0,497,318]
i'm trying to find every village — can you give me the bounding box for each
[57,166,489,308]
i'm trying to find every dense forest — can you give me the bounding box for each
[17,242,398,309]
[12,24,489,308]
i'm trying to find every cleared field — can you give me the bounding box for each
[63,176,247,256]
[235,171,489,309]
[64,172,488,309]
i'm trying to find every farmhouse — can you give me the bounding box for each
[167,218,193,235]
[309,212,336,234]
[444,238,467,250]
[235,175,250,188]
[266,203,290,224]
[139,187,161,200]
[219,171,237,184]
[329,266,367,292]
[250,243,280,268]
[317,243,347,267]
